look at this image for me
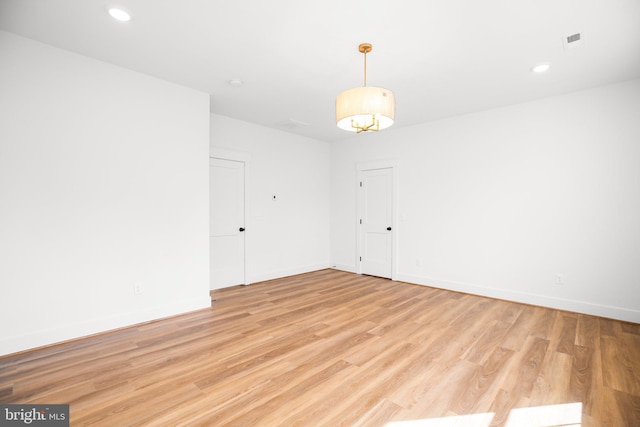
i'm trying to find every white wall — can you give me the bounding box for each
[210,115,331,283]
[331,79,640,323]
[1,31,637,357]
[0,31,211,356]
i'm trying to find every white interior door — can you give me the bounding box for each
[210,158,245,289]
[359,167,393,279]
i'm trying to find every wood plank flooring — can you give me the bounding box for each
[1,269,639,426]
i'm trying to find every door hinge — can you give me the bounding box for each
[359,181,362,187]
[359,219,362,224]
[359,256,362,262]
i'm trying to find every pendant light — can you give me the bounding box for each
[336,43,395,133]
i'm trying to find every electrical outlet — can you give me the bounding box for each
[555,274,564,286]
[134,282,143,295]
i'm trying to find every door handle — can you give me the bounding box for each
[239,227,245,232]
[387,227,392,231]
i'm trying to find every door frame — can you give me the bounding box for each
[211,147,251,285]
[356,159,398,281]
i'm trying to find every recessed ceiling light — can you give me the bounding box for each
[531,63,550,73]
[107,7,131,22]
[228,79,244,87]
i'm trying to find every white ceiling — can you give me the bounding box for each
[1,0,639,142]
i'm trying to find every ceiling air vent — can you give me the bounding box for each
[563,32,583,50]
[567,33,581,43]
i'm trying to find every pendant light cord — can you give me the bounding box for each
[363,51,367,87]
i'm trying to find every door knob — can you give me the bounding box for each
[387,227,392,231]
[239,227,245,232]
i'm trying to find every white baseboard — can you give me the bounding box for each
[397,273,640,324]
[331,263,357,274]
[0,296,212,357]
[248,263,331,285]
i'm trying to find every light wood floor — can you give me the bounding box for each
[1,269,639,426]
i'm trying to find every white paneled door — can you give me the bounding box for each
[210,158,245,289]
[359,168,393,279]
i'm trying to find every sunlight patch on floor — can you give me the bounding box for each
[504,402,582,427]
[385,412,495,427]
[385,402,582,427]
